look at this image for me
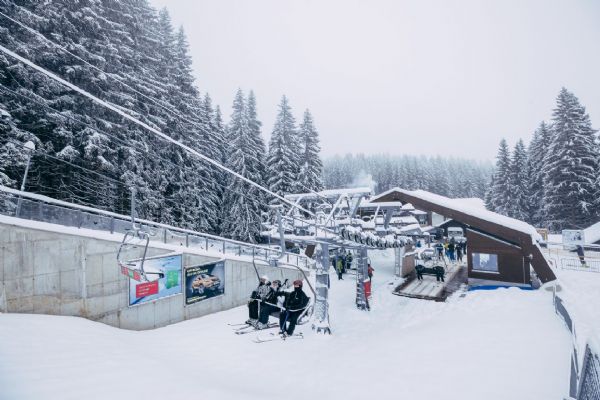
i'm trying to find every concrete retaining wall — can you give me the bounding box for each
[0,221,305,330]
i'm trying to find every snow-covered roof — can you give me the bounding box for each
[285,187,371,201]
[401,202,415,211]
[357,201,403,209]
[374,215,419,225]
[583,221,600,244]
[373,188,541,241]
[398,223,422,234]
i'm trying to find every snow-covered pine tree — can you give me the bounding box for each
[246,91,268,205]
[266,95,300,201]
[211,104,228,231]
[542,88,599,230]
[507,139,529,221]
[526,121,552,226]
[297,109,324,193]
[220,89,265,242]
[485,139,511,214]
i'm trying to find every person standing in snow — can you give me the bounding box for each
[346,251,353,270]
[247,275,272,325]
[456,245,463,263]
[448,240,456,262]
[435,242,444,260]
[576,245,586,267]
[279,280,310,337]
[368,263,374,282]
[336,257,344,280]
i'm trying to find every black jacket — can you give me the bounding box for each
[283,288,309,311]
[263,287,284,306]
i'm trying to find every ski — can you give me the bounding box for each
[235,322,278,335]
[253,332,304,343]
[228,322,250,327]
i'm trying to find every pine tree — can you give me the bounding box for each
[266,95,299,201]
[220,89,265,242]
[485,139,511,214]
[246,91,267,204]
[297,109,323,193]
[542,88,599,230]
[508,139,529,220]
[526,121,552,226]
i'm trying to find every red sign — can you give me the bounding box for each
[136,280,159,298]
[364,280,372,299]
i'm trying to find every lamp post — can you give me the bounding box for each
[15,140,35,217]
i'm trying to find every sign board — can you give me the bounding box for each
[128,254,182,306]
[562,230,585,247]
[135,280,159,298]
[184,260,225,306]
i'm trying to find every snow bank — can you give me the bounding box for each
[0,249,571,400]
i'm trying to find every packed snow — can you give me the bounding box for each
[0,249,571,400]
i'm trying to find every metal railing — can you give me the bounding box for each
[0,185,311,269]
[553,287,600,400]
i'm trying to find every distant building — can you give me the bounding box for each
[372,188,556,288]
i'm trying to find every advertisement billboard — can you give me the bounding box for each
[184,260,225,306]
[128,253,182,306]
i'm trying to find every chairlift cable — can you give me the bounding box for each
[0,43,314,216]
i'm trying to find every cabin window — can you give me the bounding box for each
[472,253,499,273]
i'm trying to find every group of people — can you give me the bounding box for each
[435,238,467,262]
[333,251,353,280]
[246,275,309,337]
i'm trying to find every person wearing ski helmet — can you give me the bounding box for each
[279,279,309,337]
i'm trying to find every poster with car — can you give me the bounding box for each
[128,253,182,306]
[184,260,225,306]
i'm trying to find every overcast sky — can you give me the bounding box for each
[149,0,600,161]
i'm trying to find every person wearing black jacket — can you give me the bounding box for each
[257,280,283,329]
[247,275,271,325]
[279,280,309,336]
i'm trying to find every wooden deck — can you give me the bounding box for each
[393,262,467,301]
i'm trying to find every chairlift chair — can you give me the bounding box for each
[117,229,160,282]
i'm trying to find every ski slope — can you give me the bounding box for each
[0,250,571,400]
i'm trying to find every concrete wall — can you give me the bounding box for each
[0,222,305,330]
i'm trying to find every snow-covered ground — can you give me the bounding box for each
[0,250,572,400]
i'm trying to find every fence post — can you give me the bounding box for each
[205,237,209,251]
[185,233,189,247]
[77,209,83,228]
[222,242,225,254]
[163,228,167,244]
[110,216,115,234]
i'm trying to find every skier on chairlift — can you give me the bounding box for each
[247,275,272,326]
[256,279,284,329]
[279,280,309,337]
